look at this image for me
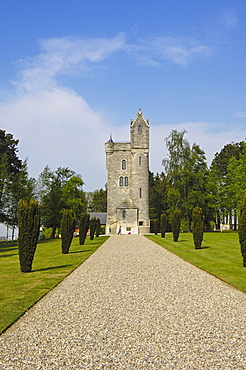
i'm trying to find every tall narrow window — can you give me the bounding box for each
[139,188,142,198]
[122,160,126,170]
[119,176,123,187]
[125,177,128,186]
[122,210,126,219]
[139,156,142,165]
[138,125,142,134]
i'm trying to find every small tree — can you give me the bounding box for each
[171,209,181,242]
[95,218,101,237]
[238,194,246,267]
[18,199,40,272]
[192,206,203,249]
[79,213,89,245]
[61,209,75,254]
[160,213,167,238]
[90,217,97,240]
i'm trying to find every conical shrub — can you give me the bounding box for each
[18,199,40,272]
[90,217,97,240]
[238,194,246,267]
[95,218,101,237]
[79,213,89,245]
[160,213,167,238]
[192,206,203,249]
[171,209,181,242]
[61,209,76,254]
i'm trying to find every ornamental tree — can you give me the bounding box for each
[192,206,203,249]
[160,212,167,238]
[61,209,76,254]
[238,194,246,267]
[79,213,89,245]
[171,209,181,242]
[89,217,97,240]
[95,218,101,237]
[18,199,40,272]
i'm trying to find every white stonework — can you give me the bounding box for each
[105,109,150,234]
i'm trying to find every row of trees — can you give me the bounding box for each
[18,201,102,272]
[149,130,246,232]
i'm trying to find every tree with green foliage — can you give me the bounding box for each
[163,130,208,231]
[171,209,181,242]
[0,130,25,224]
[238,194,246,267]
[87,188,107,212]
[209,141,245,230]
[160,212,167,238]
[61,209,76,254]
[5,160,35,241]
[18,199,40,272]
[38,166,86,238]
[192,206,203,249]
[79,213,90,245]
[149,172,168,220]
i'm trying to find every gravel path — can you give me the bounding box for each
[0,235,246,369]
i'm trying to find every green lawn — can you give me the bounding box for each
[0,236,109,333]
[146,232,246,293]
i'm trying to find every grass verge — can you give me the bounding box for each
[146,232,246,293]
[0,236,109,333]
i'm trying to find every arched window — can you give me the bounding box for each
[139,156,142,165]
[139,188,142,198]
[122,160,126,170]
[119,176,123,187]
[125,177,128,186]
[122,210,126,219]
[138,125,142,134]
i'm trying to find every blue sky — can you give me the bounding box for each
[0,0,246,191]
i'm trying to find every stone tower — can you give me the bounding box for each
[105,109,150,234]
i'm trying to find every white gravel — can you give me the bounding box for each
[0,234,246,369]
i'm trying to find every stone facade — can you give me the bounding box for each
[105,109,150,234]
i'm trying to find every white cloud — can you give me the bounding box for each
[0,88,111,190]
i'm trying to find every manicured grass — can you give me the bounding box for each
[146,232,246,293]
[0,236,109,333]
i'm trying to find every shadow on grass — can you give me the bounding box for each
[69,249,91,254]
[0,246,18,252]
[0,253,18,258]
[32,265,72,272]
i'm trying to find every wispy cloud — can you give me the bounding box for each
[127,36,212,66]
[17,33,126,92]
[220,9,238,30]
[15,33,212,94]
[235,112,246,118]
